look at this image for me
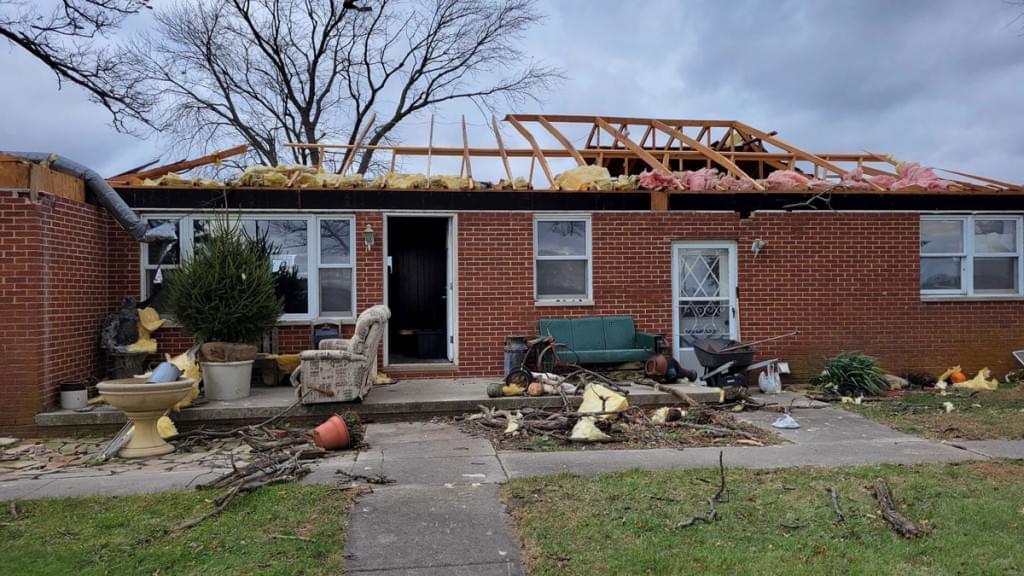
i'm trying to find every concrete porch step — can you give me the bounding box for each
[35,378,723,430]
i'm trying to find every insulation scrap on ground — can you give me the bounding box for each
[570,416,610,441]
[578,384,628,418]
[555,165,612,191]
[953,368,999,391]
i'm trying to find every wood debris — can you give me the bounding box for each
[870,479,922,538]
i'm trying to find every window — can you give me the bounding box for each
[140,218,181,313]
[534,216,591,302]
[318,219,355,317]
[921,215,1023,297]
[140,214,356,320]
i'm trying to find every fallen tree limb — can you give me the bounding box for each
[665,421,760,441]
[675,451,727,529]
[829,486,845,523]
[870,479,921,538]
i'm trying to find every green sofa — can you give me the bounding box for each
[538,316,660,365]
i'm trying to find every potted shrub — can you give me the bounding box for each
[166,218,283,400]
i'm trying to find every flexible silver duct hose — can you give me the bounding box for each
[2,151,176,243]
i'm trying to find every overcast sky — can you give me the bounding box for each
[2,0,1023,182]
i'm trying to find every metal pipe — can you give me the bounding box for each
[2,151,176,243]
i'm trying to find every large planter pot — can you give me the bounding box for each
[202,360,254,400]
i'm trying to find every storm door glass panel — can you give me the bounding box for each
[677,248,731,344]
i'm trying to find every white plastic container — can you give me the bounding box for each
[60,382,88,410]
[201,360,254,401]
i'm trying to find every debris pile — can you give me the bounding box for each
[462,370,775,451]
[169,408,362,530]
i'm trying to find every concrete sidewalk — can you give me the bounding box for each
[4,404,1024,575]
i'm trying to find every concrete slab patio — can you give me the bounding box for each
[34,378,723,429]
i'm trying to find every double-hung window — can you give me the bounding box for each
[534,216,592,303]
[141,217,182,313]
[318,219,355,317]
[140,214,356,320]
[920,215,1023,297]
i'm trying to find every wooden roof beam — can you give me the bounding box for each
[537,115,586,166]
[508,114,734,128]
[507,116,556,188]
[594,117,680,188]
[652,120,764,191]
[460,115,473,180]
[490,116,515,186]
[130,144,248,180]
[734,121,886,192]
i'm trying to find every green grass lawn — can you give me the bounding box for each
[843,385,1024,440]
[0,484,351,575]
[503,460,1024,576]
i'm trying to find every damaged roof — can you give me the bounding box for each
[107,114,1021,196]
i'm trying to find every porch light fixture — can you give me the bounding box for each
[363,223,375,252]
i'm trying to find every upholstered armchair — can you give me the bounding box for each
[291,305,391,403]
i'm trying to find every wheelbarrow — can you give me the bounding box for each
[683,331,798,390]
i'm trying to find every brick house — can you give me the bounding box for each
[3,115,1023,433]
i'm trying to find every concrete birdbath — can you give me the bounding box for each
[97,377,194,458]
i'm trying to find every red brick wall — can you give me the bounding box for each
[9,203,1021,434]
[456,211,1023,378]
[105,210,1024,380]
[1,191,111,432]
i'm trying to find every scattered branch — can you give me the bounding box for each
[829,486,845,523]
[0,0,154,129]
[675,451,727,529]
[870,479,922,538]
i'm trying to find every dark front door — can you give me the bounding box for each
[387,216,449,363]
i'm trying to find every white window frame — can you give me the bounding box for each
[533,214,593,304]
[316,217,357,318]
[140,214,186,309]
[140,213,357,321]
[920,214,1024,298]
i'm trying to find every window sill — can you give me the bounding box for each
[921,295,1024,303]
[156,317,357,329]
[534,299,594,307]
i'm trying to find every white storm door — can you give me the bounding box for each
[672,242,739,374]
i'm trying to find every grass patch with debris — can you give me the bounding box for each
[842,385,1024,440]
[0,483,351,575]
[503,460,1024,575]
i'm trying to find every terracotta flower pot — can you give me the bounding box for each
[313,414,350,450]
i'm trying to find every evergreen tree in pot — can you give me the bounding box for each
[167,219,283,400]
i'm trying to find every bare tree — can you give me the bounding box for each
[0,0,153,130]
[120,0,561,169]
